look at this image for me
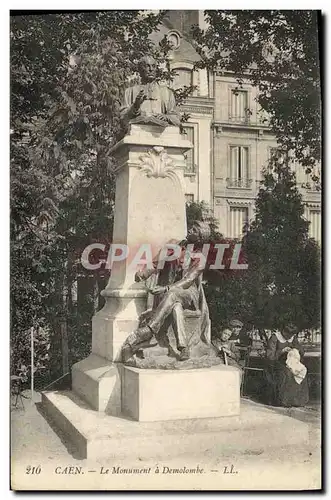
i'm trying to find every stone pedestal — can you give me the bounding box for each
[104,124,192,291]
[41,390,310,461]
[72,124,192,411]
[122,365,240,422]
[71,354,123,414]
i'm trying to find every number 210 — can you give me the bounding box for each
[25,466,41,474]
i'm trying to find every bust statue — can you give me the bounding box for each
[120,55,181,129]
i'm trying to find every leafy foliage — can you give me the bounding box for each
[10,326,51,384]
[192,11,321,181]
[186,201,249,332]
[10,11,174,383]
[185,200,222,241]
[187,172,320,337]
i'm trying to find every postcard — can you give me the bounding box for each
[10,9,321,491]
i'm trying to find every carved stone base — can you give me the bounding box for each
[72,354,122,414]
[121,364,241,421]
[125,354,222,370]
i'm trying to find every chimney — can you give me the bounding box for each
[164,10,200,37]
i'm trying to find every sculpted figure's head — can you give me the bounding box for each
[139,55,157,83]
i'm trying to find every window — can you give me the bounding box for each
[183,126,195,173]
[230,90,248,122]
[166,31,181,50]
[309,210,321,243]
[185,194,194,203]
[173,68,193,90]
[229,207,249,239]
[228,146,250,187]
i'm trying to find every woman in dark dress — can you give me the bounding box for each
[265,324,309,407]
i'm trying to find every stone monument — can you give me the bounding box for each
[39,53,310,470]
[70,55,240,420]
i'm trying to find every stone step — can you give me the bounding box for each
[41,391,309,460]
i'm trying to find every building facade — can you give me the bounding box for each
[151,11,321,243]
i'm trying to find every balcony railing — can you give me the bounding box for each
[302,181,321,192]
[228,115,250,124]
[226,178,253,189]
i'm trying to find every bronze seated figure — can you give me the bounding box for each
[121,221,219,369]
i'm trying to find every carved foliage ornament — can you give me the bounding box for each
[138,146,175,179]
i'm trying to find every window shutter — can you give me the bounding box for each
[231,90,248,121]
[230,146,239,179]
[240,147,248,180]
[309,210,321,243]
[230,207,249,238]
[183,126,195,173]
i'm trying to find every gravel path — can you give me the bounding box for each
[11,391,321,491]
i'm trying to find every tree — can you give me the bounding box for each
[185,200,222,240]
[10,11,170,382]
[188,171,321,338]
[186,201,249,334]
[192,10,321,182]
[242,162,320,334]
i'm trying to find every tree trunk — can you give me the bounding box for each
[60,321,69,375]
[60,261,69,376]
[93,276,99,313]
